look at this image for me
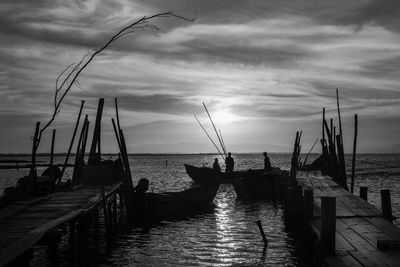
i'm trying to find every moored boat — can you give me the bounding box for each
[132,184,219,222]
[232,167,283,200]
[184,164,265,185]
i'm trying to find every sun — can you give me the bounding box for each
[211,111,239,124]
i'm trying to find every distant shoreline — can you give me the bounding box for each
[0,152,398,157]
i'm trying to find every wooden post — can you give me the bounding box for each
[115,97,121,135]
[303,189,314,222]
[58,100,85,183]
[295,185,303,219]
[322,108,325,152]
[321,197,336,256]
[71,118,88,185]
[30,121,40,178]
[107,200,113,234]
[336,88,343,142]
[50,129,56,166]
[360,187,368,201]
[88,98,104,165]
[381,189,393,223]
[44,230,61,267]
[101,185,111,238]
[111,118,122,153]
[256,220,268,247]
[350,114,358,193]
[112,194,118,226]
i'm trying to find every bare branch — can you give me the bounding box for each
[35,12,193,151]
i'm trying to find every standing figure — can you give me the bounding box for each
[213,158,221,173]
[225,152,234,173]
[263,152,272,171]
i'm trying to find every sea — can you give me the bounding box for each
[0,153,399,266]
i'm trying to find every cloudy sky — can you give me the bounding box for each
[0,0,399,154]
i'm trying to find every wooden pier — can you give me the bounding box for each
[281,171,400,267]
[0,182,122,266]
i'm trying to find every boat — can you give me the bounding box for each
[131,184,219,222]
[232,167,283,200]
[184,164,265,185]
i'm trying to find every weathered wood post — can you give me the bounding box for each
[303,189,314,222]
[381,189,393,223]
[360,186,368,201]
[30,121,40,178]
[88,98,104,165]
[350,114,358,193]
[256,220,268,247]
[107,199,113,234]
[295,185,304,222]
[58,100,85,183]
[43,230,61,267]
[321,197,336,256]
[112,194,118,226]
[100,184,111,238]
[50,129,56,166]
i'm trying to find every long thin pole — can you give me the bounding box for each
[50,129,56,166]
[194,115,224,160]
[58,100,85,183]
[115,98,121,135]
[350,114,358,194]
[111,118,122,153]
[303,138,319,166]
[219,129,227,155]
[336,89,343,141]
[203,103,227,157]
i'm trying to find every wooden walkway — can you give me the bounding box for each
[297,172,400,267]
[0,183,121,266]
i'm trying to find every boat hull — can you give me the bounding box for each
[184,164,265,185]
[132,185,219,222]
[232,168,282,200]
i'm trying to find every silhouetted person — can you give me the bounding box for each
[225,152,234,173]
[213,158,221,173]
[263,152,272,171]
[134,178,149,194]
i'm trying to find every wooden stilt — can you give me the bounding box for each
[58,100,85,183]
[256,220,268,247]
[50,129,56,166]
[381,189,393,223]
[321,197,336,256]
[303,189,314,222]
[350,114,358,193]
[88,98,104,165]
[101,185,111,238]
[360,186,368,201]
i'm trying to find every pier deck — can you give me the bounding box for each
[297,172,400,266]
[0,183,121,266]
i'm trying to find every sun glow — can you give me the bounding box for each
[211,111,240,124]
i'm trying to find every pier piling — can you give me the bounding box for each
[381,189,393,223]
[360,186,368,201]
[321,196,336,256]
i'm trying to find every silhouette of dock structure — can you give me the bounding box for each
[280,170,400,267]
[0,182,122,266]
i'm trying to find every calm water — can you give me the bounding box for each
[1,153,399,266]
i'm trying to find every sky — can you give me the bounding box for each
[0,0,399,154]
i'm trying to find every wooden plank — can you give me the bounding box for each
[325,253,362,267]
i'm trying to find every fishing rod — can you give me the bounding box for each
[194,115,225,161]
[202,102,227,157]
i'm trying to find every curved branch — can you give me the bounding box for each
[35,11,194,150]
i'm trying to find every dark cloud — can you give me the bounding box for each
[356,0,400,31]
